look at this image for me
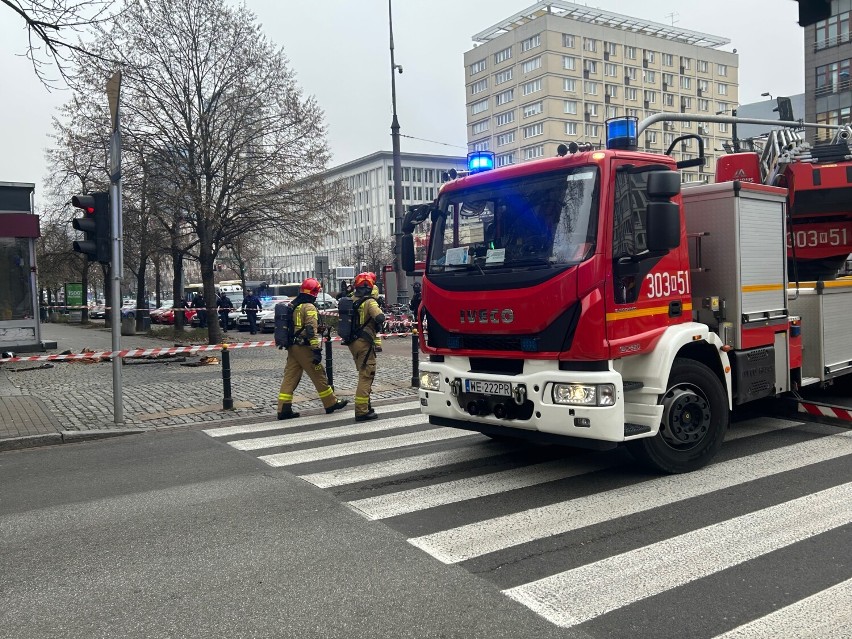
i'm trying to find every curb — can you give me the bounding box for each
[0,428,147,453]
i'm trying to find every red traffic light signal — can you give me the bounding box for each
[71,192,111,264]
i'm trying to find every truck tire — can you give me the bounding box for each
[627,358,728,474]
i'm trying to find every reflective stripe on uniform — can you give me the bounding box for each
[318,387,333,399]
[355,395,370,405]
[279,393,293,401]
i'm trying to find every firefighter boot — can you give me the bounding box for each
[278,405,300,420]
[325,399,349,414]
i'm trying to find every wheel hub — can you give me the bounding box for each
[660,388,711,448]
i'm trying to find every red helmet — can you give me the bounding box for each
[354,271,376,289]
[300,278,321,296]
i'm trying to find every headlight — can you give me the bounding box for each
[552,383,616,406]
[420,371,441,391]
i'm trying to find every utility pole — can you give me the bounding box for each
[389,0,408,306]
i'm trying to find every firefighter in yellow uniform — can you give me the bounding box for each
[348,272,385,422]
[277,278,348,420]
[371,285,382,353]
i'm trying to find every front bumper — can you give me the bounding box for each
[418,356,630,443]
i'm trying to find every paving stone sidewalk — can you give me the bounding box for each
[1,322,421,450]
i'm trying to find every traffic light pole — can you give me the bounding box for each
[108,71,124,424]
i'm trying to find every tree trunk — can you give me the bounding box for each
[172,248,185,331]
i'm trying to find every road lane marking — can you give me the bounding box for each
[502,483,852,628]
[408,431,852,564]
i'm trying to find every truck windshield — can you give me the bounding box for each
[428,167,599,273]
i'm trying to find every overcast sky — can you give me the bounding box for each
[1,0,804,210]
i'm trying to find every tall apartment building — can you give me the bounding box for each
[805,0,852,141]
[257,151,466,285]
[464,1,738,182]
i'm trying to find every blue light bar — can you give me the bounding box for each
[467,151,495,173]
[605,116,638,150]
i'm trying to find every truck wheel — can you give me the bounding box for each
[627,358,728,474]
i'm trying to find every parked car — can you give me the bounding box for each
[160,307,196,325]
[150,301,175,323]
[89,305,107,319]
[236,298,284,332]
[191,307,240,329]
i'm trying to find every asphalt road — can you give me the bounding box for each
[4,402,850,638]
[0,431,578,639]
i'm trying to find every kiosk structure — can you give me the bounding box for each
[0,182,42,353]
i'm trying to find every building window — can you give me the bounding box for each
[604,63,618,77]
[645,50,656,63]
[496,152,515,167]
[681,76,691,90]
[583,37,598,52]
[605,84,618,98]
[471,119,489,135]
[566,121,578,135]
[563,56,577,70]
[471,78,488,95]
[718,122,728,133]
[495,47,512,64]
[471,98,489,114]
[523,123,543,138]
[471,139,490,151]
[698,98,709,112]
[586,103,598,116]
[625,46,637,60]
[697,60,708,73]
[564,78,576,92]
[663,93,674,107]
[643,70,656,83]
[497,131,515,146]
[563,33,575,48]
[495,109,515,126]
[664,132,674,145]
[584,81,599,95]
[605,41,618,56]
[626,66,638,80]
[470,59,486,75]
[523,101,543,117]
[564,99,578,114]
[698,79,709,92]
[646,131,657,144]
[680,57,691,71]
[522,79,542,95]
[663,72,674,86]
[815,12,851,51]
[681,96,692,110]
[522,57,542,73]
[521,34,541,52]
[662,53,673,67]
[627,108,639,118]
[584,60,598,74]
[495,89,514,106]
[524,145,544,160]
[606,105,619,118]
[626,87,638,101]
[717,83,728,95]
[644,90,657,104]
[495,68,513,85]
[585,124,600,138]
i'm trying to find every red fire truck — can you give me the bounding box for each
[401,117,852,473]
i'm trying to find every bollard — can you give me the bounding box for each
[411,328,420,387]
[324,327,334,389]
[221,343,234,410]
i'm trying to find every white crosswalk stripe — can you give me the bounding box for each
[712,577,852,638]
[206,407,852,635]
[503,482,852,629]
[408,430,852,564]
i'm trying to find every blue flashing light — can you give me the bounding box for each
[520,337,540,352]
[605,116,638,150]
[467,151,495,173]
[447,335,463,349]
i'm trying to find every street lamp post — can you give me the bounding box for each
[717,108,740,153]
[389,0,408,306]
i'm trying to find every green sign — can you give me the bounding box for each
[65,283,84,322]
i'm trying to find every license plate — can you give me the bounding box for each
[464,379,512,396]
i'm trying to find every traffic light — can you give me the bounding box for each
[774,97,795,122]
[71,191,111,264]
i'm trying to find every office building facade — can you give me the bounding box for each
[464,1,738,181]
[258,151,466,285]
[805,0,852,141]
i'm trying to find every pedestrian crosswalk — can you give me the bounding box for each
[203,405,852,637]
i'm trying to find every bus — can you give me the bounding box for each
[258,283,302,300]
[183,281,244,302]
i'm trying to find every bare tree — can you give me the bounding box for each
[84,0,347,344]
[4,0,118,86]
[349,229,394,285]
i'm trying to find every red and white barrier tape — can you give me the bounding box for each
[798,401,852,422]
[0,331,416,364]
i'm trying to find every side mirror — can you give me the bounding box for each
[646,202,681,251]
[647,170,680,199]
[401,234,415,272]
[403,204,433,234]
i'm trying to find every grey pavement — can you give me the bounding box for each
[0,322,420,449]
